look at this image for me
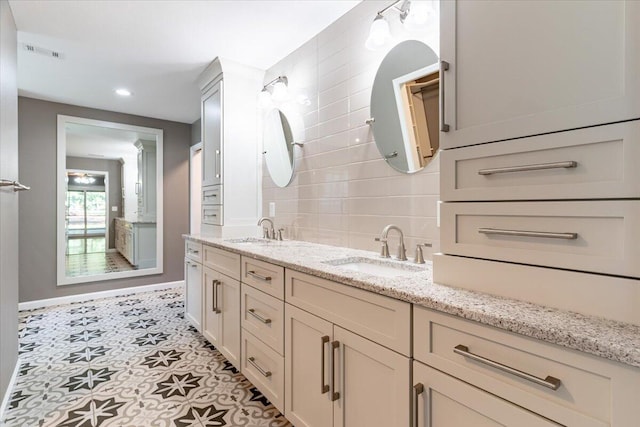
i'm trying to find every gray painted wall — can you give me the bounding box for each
[66,157,123,249]
[18,97,191,303]
[190,118,201,146]
[0,0,19,403]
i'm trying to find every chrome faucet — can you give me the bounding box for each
[257,217,275,239]
[376,224,407,261]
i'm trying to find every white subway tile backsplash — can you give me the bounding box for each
[261,1,439,257]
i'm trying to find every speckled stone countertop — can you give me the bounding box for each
[184,234,640,368]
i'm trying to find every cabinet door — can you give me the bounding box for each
[413,361,558,427]
[333,326,410,427]
[202,81,223,186]
[285,304,333,427]
[218,273,241,368]
[184,259,202,332]
[202,266,221,348]
[441,0,640,149]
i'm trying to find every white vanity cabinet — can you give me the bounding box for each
[201,245,241,369]
[184,241,203,332]
[115,218,156,268]
[413,306,640,427]
[197,58,263,236]
[440,0,640,149]
[284,270,411,427]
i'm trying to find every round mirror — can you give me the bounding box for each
[263,108,298,187]
[370,40,440,173]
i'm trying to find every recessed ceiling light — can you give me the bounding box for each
[115,88,132,97]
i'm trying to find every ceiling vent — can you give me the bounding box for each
[22,43,64,60]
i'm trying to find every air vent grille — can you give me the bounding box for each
[22,43,64,60]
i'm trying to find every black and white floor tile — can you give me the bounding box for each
[4,288,293,427]
[66,251,135,277]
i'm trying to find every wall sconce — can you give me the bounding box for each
[258,75,289,108]
[365,0,434,50]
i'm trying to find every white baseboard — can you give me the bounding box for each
[18,281,184,311]
[0,358,20,426]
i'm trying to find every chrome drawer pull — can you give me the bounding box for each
[440,60,449,132]
[478,160,577,176]
[413,383,424,427]
[479,228,577,240]
[187,249,199,254]
[330,340,340,401]
[454,345,561,390]
[248,356,272,378]
[247,308,271,324]
[321,336,330,394]
[247,270,272,282]
[189,263,198,268]
[212,280,221,314]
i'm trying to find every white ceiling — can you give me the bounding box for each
[9,0,360,124]
[65,122,152,160]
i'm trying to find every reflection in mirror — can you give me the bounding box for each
[57,115,163,285]
[262,108,302,187]
[370,40,440,173]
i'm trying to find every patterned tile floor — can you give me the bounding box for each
[4,288,292,427]
[66,252,135,278]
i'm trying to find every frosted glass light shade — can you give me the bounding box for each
[258,90,273,108]
[272,81,288,102]
[365,15,391,50]
[403,1,432,31]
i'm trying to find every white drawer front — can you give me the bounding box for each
[285,270,411,356]
[202,205,222,225]
[241,283,284,355]
[202,245,240,280]
[441,120,640,201]
[241,257,285,300]
[185,240,202,263]
[242,329,285,413]
[414,307,614,427]
[441,201,640,278]
[202,185,222,205]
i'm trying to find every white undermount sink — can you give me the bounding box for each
[324,257,424,278]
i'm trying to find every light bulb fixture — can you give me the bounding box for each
[402,1,432,31]
[364,0,432,50]
[258,76,289,108]
[365,14,391,51]
[74,176,96,184]
[115,88,132,97]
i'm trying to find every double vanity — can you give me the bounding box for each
[184,235,640,427]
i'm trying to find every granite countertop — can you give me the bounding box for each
[184,234,640,368]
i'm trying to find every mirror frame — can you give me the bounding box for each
[56,115,164,286]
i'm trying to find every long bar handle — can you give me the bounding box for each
[320,336,330,394]
[0,179,31,192]
[440,61,450,132]
[247,308,271,324]
[215,149,221,179]
[478,160,577,176]
[187,248,200,254]
[330,340,340,401]
[247,270,272,282]
[248,356,272,378]
[413,383,425,427]
[454,345,561,390]
[479,228,577,240]
[212,280,221,314]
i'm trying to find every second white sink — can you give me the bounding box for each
[325,257,424,278]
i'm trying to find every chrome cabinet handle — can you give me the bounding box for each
[248,356,272,378]
[187,248,199,254]
[413,383,425,427]
[0,179,30,192]
[212,280,221,314]
[440,60,450,132]
[454,345,561,390]
[189,263,198,268]
[320,336,330,394]
[478,160,577,176]
[215,149,221,179]
[247,308,271,324]
[330,340,340,402]
[478,228,578,240]
[247,270,272,282]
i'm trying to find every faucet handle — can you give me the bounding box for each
[277,228,284,241]
[374,237,390,258]
[414,243,432,264]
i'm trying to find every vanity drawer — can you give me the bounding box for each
[241,329,285,413]
[241,283,284,355]
[202,205,222,225]
[241,257,285,300]
[414,307,614,426]
[441,200,640,278]
[203,245,240,280]
[202,184,222,205]
[185,240,202,263]
[285,269,411,356]
[441,120,640,201]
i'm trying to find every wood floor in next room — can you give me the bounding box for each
[4,288,292,427]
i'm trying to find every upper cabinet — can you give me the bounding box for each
[440,0,640,149]
[198,58,264,237]
[134,139,157,221]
